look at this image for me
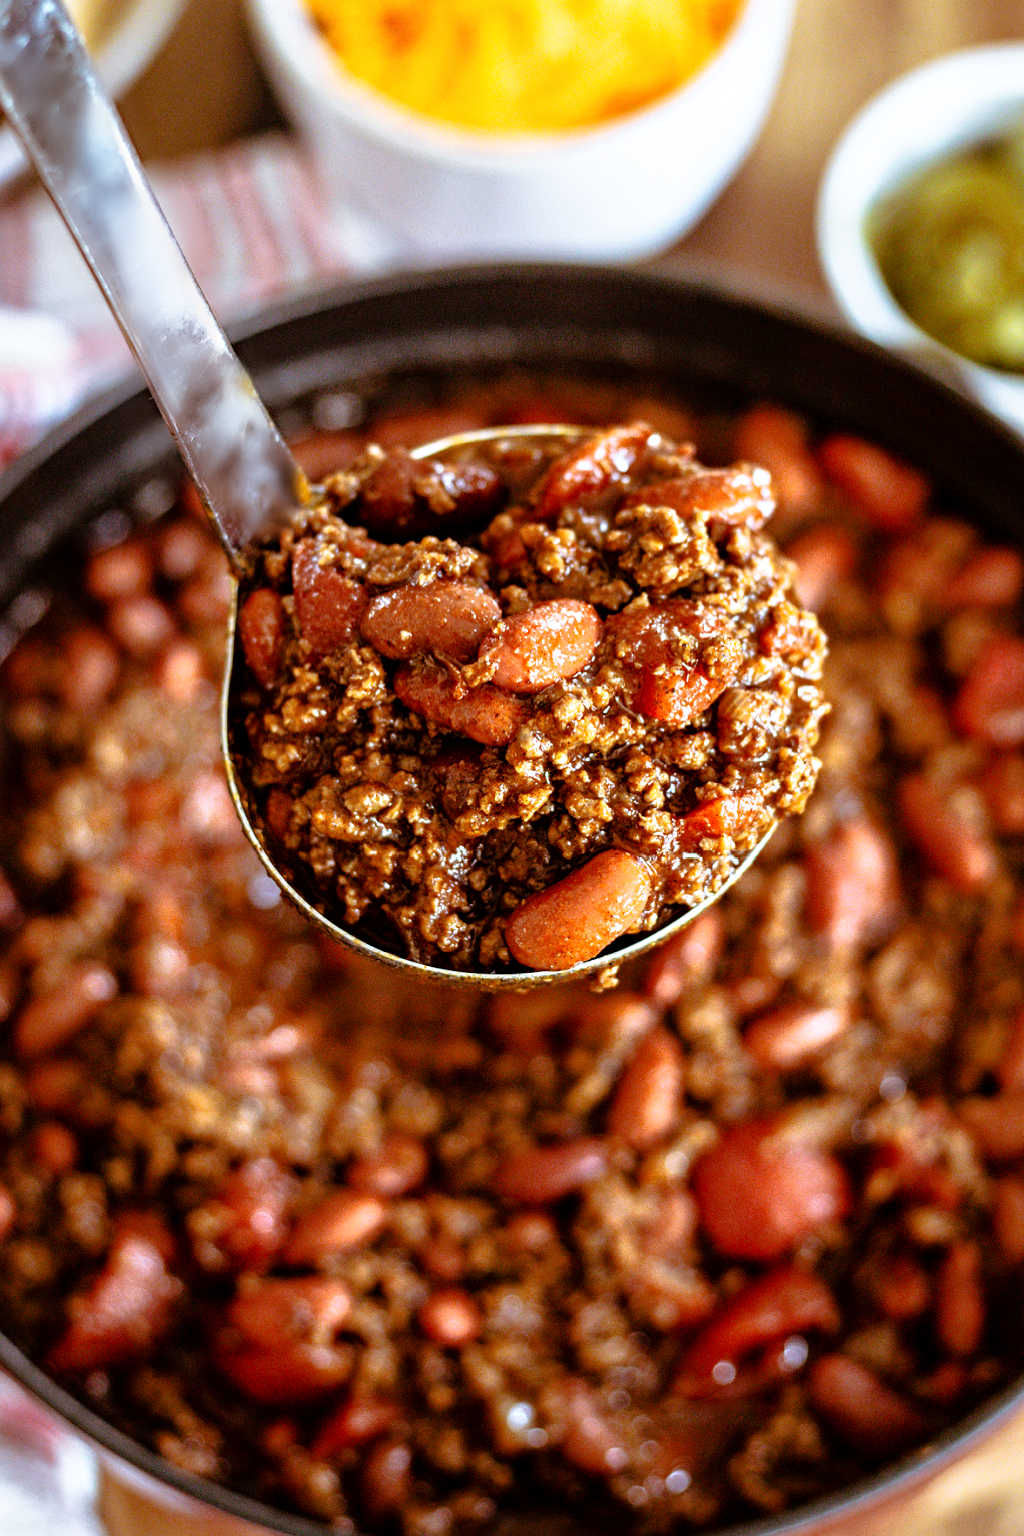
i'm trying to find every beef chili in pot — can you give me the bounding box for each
[232,427,826,972]
[0,370,1023,1533]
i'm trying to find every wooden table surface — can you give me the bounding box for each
[102,0,1024,1530]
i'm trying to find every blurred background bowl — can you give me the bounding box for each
[0,0,188,191]
[244,0,796,262]
[817,42,1024,437]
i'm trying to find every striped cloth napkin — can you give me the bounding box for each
[0,129,394,467]
[0,127,394,1534]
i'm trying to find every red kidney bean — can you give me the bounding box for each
[348,1133,428,1198]
[32,1121,78,1175]
[898,773,996,893]
[642,909,723,1008]
[156,518,210,581]
[786,524,858,610]
[642,665,729,727]
[154,638,205,703]
[993,1176,1024,1264]
[674,1266,839,1397]
[61,625,120,711]
[216,1276,355,1404]
[873,1253,931,1321]
[361,580,499,662]
[565,990,659,1049]
[982,753,1024,835]
[536,424,653,519]
[492,1136,608,1204]
[418,1287,482,1347]
[744,1001,848,1070]
[49,1215,182,1372]
[285,1190,387,1265]
[504,849,653,971]
[14,963,118,1058]
[359,449,503,539]
[196,1158,295,1273]
[607,600,739,725]
[818,434,928,532]
[625,463,774,531]
[394,663,527,746]
[607,1026,685,1149]
[944,547,1024,608]
[808,1354,925,1453]
[0,1183,14,1243]
[692,1118,850,1261]
[361,1438,413,1518]
[936,1240,985,1357]
[228,1275,352,1343]
[481,599,602,693]
[954,634,1024,746]
[291,540,368,659]
[85,538,154,602]
[675,791,765,851]
[557,1378,628,1475]
[312,1396,400,1460]
[805,817,901,950]
[238,589,285,688]
[958,1092,1024,1161]
[733,404,822,514]
[107,595,176,658]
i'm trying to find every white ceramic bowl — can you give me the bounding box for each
[0,0,188,191]
[245,0,795,262]
[817,43,1024,438]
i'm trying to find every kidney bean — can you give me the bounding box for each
[743,1001,848,1070]
[217,1275,356,1404]
[958,1092,1024,1161]
[502,1211,559,1254]
[361,580,500,662]
[936,1240,985,1357]
[625,464,774,532]
[898,773,996,893]
[944,547,1024,608]
[85,538,154,602]
[14,963,118,1058]
[982,754,1024,835]
[643,665,730,727]
[312,1396,400,1460]
[32,1121,78,1175]
[808,1354,925,1454]
[156,517,210,581]
[288,429,362,482]
[536,424,653,519]
[557,1378,628,1475]
[692,1118,850,1261]
[348,1133,428,1197]
[361,1438,413,1518]
[675,791,765,851]
[805,818,901,950]
[786,524,858,610]
[733,404,822,514]
[492,1136,608,1204]
[238,589,285,688]
[504,849,653,971]
[954,634,1024,746]
[285,1190,387,1265]
[418,1287,482,1347]
[643,909,723,1008]
[107,595,176,658]
[674,1267,839,1397]
[291,540,368,659]
[217,1337,353,1405]
[228,1275,352,1343]
[0,1183,14,1243]
[195,1158,295,1273]
[394,663,527,746]
[154,638,205,704]
[481,599,602,693]
[49,1215,182,1372]
[61,625,120,711]
[993,1176,1024,1264]
[818,434,928,532]
[607,1027,685,1149]
[872,1253,931,1321]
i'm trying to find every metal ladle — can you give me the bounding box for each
[0,0,772,990]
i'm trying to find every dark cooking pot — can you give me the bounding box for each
[1,263,1023,1536]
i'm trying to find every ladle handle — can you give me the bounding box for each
[0,0,302,568]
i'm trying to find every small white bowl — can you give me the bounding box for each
[817,44,1024,438]
[0,0,188,191]
[245,0,795,262]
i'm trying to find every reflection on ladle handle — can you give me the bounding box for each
[0,0,302,568]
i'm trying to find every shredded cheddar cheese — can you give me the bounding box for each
[307,0,743,134]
